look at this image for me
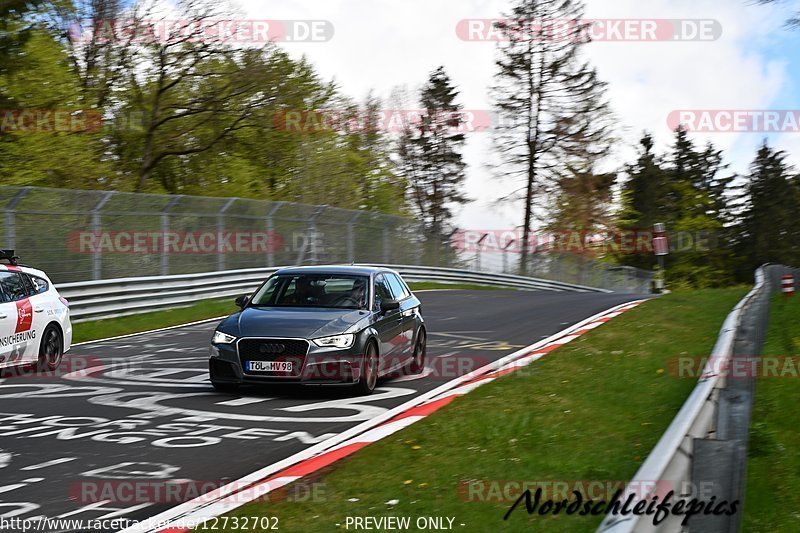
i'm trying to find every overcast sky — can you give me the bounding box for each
[233,0,800,230]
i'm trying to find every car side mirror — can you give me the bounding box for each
[380,299,400,314]
[235,295,250,308]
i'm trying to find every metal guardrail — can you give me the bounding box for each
[56,264,612,322]
[596,267,768,533]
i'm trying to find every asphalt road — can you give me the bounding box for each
[0,290,644,531]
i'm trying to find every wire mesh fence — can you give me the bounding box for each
[1,186,653,292]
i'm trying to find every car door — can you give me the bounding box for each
[24,273,52,359]
[385,273,415,359]
[372,274,405,372]
[0,273,18,365]
[0,271,36,365]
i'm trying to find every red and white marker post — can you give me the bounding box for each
[653,223,669,293]
[782,275,795,297]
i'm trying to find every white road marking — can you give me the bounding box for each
[215,397,274,407]
[21,457,77,470]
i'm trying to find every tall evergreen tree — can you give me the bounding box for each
[617,133,669,269]
[492,0,614,274]
[736,143,800,273]
[667,128,732,286]
[618,130,735,286]
[397,66,468,236]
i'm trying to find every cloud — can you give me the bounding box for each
[233,0,795,228]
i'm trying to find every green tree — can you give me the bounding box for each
[398,66,469,236]
[0,28,113,188]
[736,143,800,273]
[618,130,735,287]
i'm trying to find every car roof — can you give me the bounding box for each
[274,265,397,277]
[0,264,48,279]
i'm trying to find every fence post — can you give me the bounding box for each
[217,198,238,272]
[297,206,327,265]
[4,187,29,250]
[347,212,362,263]
[383,223,391,264]
[90,191,115,280]
[265,202,284,268]
[161,196,183,276]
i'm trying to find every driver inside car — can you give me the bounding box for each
[290,277,321,305]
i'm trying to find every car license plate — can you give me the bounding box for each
[247,361,293,372]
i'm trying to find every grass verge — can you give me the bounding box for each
[743,293,800,532]
[211,288,747,532]
[71,283,505,344]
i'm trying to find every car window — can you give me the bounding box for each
[27,275,48,295]
[386,273,410,300]
[250,275,369,309]
[0,272,30,302]
[0,273,9,303]
[373,274,394,312]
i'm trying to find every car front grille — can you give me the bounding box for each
[237,338,309,378]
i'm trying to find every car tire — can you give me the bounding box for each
[37,324,63,372]
[353,341,378,396]
[408,328,426,374]
[211,381,240,393]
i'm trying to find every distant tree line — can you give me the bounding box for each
[2,0,799,285]
[0,0,407,213]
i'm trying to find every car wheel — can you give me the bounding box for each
[212,381,240,393]
[353,341,378,396]
[408,328,426,374]
[37,325,63,372]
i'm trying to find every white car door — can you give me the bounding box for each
[0,273,17,365]
[0,271,36,365]
[25,273,52,361]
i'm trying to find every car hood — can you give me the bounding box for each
[232,306,368,340]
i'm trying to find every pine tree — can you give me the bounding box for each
[397,66,469,237]
[667,128,732,287]
[618,130,735,286]
[617,133,669,269]
[737,143,800,272]
[492,0,614,274]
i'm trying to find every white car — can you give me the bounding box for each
[0,250,72,373]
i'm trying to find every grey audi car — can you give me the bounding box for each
[209,266,426,395]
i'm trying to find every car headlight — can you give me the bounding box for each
[212,331,237,345]
[313,334,355,349]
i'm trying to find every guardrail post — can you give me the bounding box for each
[161,196,183,276]
[90,191,115,280]
[265,202,284,268]
[217,198,238,272]
[4,187,29,249]
[347,212,362,263]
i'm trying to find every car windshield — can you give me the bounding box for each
[249,274,370,310]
